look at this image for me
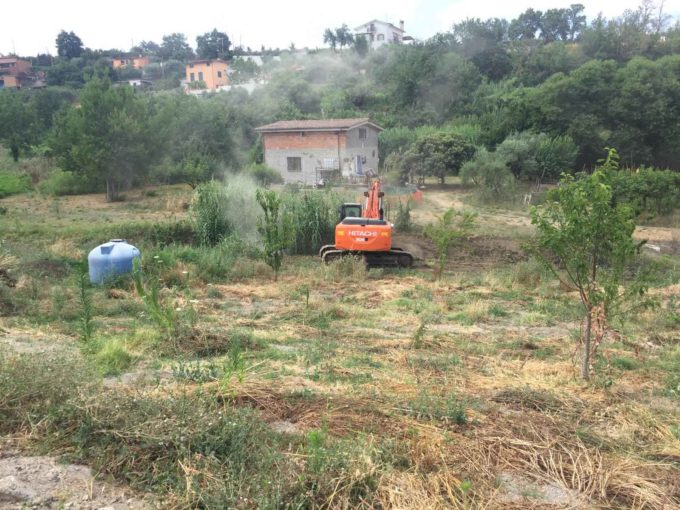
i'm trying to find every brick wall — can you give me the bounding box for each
[262,132,347,151]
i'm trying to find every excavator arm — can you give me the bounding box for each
[362,180,384,220]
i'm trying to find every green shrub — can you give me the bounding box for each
[460,148,516,201]
[246,163,283,186]
[94,338,134,375]
[37,170,95,196]
[610,356,639,371]
[145,220,195,246]
[0,171,31,198]
[405,390,467,424]
[607,167,680,215]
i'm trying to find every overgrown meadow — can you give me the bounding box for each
[1,173,678,508]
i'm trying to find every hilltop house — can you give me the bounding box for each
[354,20,411,49]
[112,56,150,69]
[255,118,383,185]
[185,60,229,90]
[0,57,40,89]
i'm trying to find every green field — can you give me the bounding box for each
[1,184,678,509]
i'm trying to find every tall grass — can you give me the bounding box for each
[283,190,343,255]
[192,175,260,246]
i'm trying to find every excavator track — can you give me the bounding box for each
[320,246,413,268]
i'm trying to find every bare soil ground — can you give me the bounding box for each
[0,449,148,509]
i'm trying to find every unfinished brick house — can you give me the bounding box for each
[0,57,36,89]
[254,118,383,185]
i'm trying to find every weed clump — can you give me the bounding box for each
[322,254,367,282]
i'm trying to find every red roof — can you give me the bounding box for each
[255,118,383,132]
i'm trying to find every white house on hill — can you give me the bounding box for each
[354,19,411,49]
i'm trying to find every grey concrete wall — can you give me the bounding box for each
[263,126,381,184]
[345,126,380,175]
[265,148,341,185]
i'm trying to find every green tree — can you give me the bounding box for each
[55,30,84,59]
[131,40,161,56]
[46,60,85,87]
[424,209,476,279]
[229,57,260,83]
[159,33,194,61]
[566,4,587,40]
[452,17,508,57]
[323,29,338,50]
[149,93,235,186]
[530,150,648,380]
[335,24,354,49]
[509,9,543,40]
[354,35,369,57]
[51,77,156,201]
[410,132,476,184]
[460,148,516,199]
[196,29,232,60]
[256,189,293,281]
[0,91,37,161]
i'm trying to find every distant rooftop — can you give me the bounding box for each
[255,118,383,132]
[187,59,228,65]
[354,19,405,33]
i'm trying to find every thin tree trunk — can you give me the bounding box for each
[106,179,119,202]
[582,308,592,380]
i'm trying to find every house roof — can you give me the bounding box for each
[187,59,228,66]
[354,19,405,33]
[255,118,383,133]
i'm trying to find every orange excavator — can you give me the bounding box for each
[319,180,414,267]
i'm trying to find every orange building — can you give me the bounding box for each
[112,56,150,69]
[0,57,36,89]
[185,60,228,90]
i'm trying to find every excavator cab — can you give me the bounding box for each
[339,203,362,221]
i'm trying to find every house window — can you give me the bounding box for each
[190,73,195,82]
[217,71,222,78]
[358,128,367,140]
[377,34,385,41]
[322,158,336,169]
[287,157,302,172]
[198,71,204,81]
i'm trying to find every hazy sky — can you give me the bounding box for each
[2,0,678,56]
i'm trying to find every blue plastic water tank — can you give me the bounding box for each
[88,239,141,284]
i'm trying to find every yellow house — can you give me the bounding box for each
[185,60,228,90]
[112,56,150,69]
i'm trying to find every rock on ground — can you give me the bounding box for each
[0,452,149,509]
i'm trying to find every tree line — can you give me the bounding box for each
[0,1,678,201]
